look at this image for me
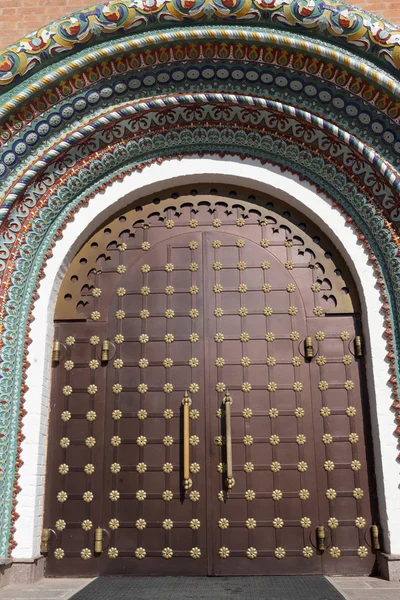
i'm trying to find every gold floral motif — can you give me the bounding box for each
[241,357,251,367]
[83,491,93,502]
[190,435,200,446]
[265,332,275,342]
[135,547,146,559]
[164,334,175,344]
[344,380,355,391]
[165,309,175,319]
[272,490,283,501]
[189,358,199,368]
[117,265,127,275]
[139,358,149,369]
[163,463,173,474]
[236,218,245,227]
[245,490,256,501]
[273,517,284,529]
[297,461,308,472]
[311,283,321,292]
[190,519,201,530]
[351,460,362,471]
[213,218,222,228]
[219,547,230,558]
[285,261,295,270]
[346,406,357,417]
[190,409,200,419]
[244,462,254,473]
[118,242,127,251]
[318,381,329,391]
[216,382,226,393]
[108,547,119,559]
[299,489,310,500]
[189,383,200,394]
[136,490,147,501]
[165,219,175,229]
[112,383,122,394]
[260,239,270,248]
[55,520,66,531]
[163,490,174,502]
[243,435,254,446]
[286,284,296,293]
[138,334,149,345]
[357,546,369,558]
[165,286,175,295]
[85,436,96,448]
[82,520,92,531]
[326,488,337,500]
[163,358,174,368]
[218,518,229,529]
[316,355,327,366]
[240,332,250,342]
[355,517,367,528]
[246,547,258,560]
[117,288,126,297]
[322,433,333,445]
[190,309,200,318]
[266,356,277,367]
[189,241,199,250]
[109,490,120,501]
[87,384,98,395]
[141,264,151,274]
[114,334,124,344]
[61,411,71,422]
[57,491,68,503]
[242,382,252,393]
[190,490,200,502]
[164,263,174,273]
[313,306,324,317]
[162,519,173,530]
[238,284,248,293]
[237,261,247,270]
[343,355,353,365]
[293,381,303,392]
[295,407,305,418]
[84,464,95,475]
[349,433,359,444]
[190,333,200,342]
[296,434,306,445]
[315,331,325,341]
[136,436,147,447]
[214,308,224,317]
[274,547,286,559]
[270,434,280,446]
[290,331,300,342]
[190,462,200,474]
[212,240,222,249]
[270,461,281,472]
[261,261,271,270]
[300,517,311,529]
[262,306,273,317]
[136,463,147,474]
[189,219,198,228]
[189,262,199,272]
[330,547,341,559]
[62,385,72,396]
[328,517,339,529]
[246,518,257,530]
[320,406,331,417]
[214,284,223,293]
[65,336,75,346]
[64,360,74,371]
[215,358,225,367]
[109,519,119,530]
[218,490,227,502]
[140,309,150,319]
[190,547,202,560]
[215,333,224,343]
[324,460,335,472]
[81,548,92,561]
[284,239,293,247]
[236,239,246,247]
[54,548,65,560]
[115,310,125,320]
[58,464,69,475]
[110,463,121,474]
[163,383,174,394]
[302,547,313,558]
[340,331,351,341]
[288,306,298,315]
[217,463,226,473]
[267,382,278,393]
[88,359,99,370]
[137,409,147,420]
[60,437,70,449]
[242,407,253,419]
[353,488,364,500]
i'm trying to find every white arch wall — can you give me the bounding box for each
[14,156,399,566]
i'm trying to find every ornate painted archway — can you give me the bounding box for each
[0,0,400,570]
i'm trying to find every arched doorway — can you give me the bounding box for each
[44,186,378,576]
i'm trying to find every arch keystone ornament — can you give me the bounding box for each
[0,0,399,581]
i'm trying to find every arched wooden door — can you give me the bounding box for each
[44,187,378,577]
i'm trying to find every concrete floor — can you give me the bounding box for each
[0,576,399,600]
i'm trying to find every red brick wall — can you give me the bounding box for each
[0,1,398,50]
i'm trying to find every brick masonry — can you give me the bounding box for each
[0,0,398,49]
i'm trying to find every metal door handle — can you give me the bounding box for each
[223,392,235,490]
[182,391,192,490]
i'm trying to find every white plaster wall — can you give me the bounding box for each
[13,156,399,559]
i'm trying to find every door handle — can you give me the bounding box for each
[223,392,235,490]
[182,391,193,491]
